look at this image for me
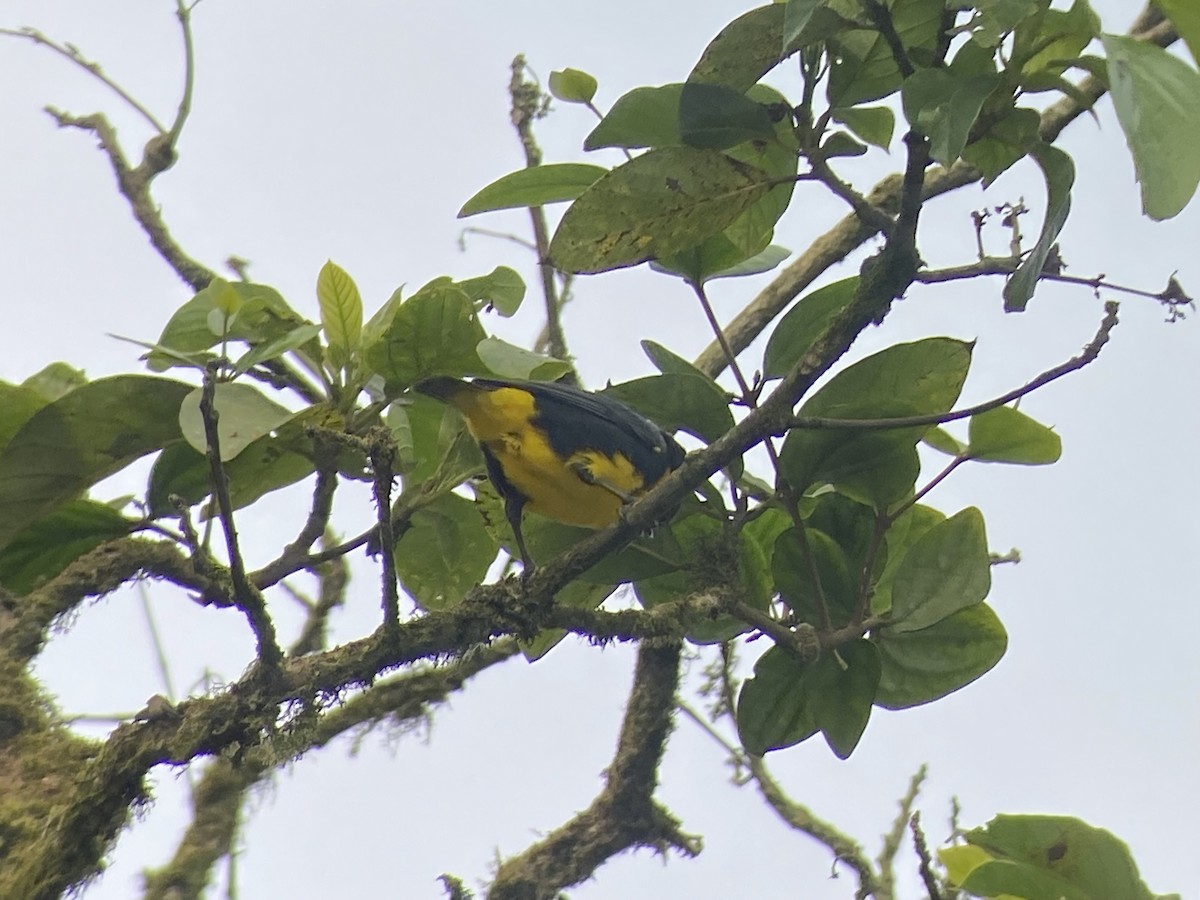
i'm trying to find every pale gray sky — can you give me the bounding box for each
[2,2,1196,898]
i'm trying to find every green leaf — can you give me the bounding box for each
[810,639,881,758]
[316,260,363,370]
[641,340,712,379]
[889,507,990,633]
[780,338,972,505]
[1102,34,1200,221]
[736,645,819,755]
[689,5,790,92]
[821,132,868,158]
[549,147,773,274]
[633,513,759,644]
[967,405,1061,464]
[870,503,945,616]
[773,526,857,627]
[476,337,571,381]
[763,277,860,379]
[654,85,799,282]
[363,279,487,394]
[605,372,734,460]
[1154,0,1200,68]
[457,266,527,317]
[1004,142,1074,311]
[0,499,135,595]
[146,409,324,517]
[959,815,1177,900]
[874,602,1007,709]
[831,105,895,149]
[0,376,192,551]
[688,3,849,92]
[22,362,87,402]
[923,425,965,457]
[393,493,499,610]
[782,0,823,50]
[584,84,684,150]
[679,82,776,150]
[827,0,945,105]
[548,67,598,104]
[521,515,683,584]
[963,105,1042,185]
[968,0,1041,48]
[901,54,1000,166]
[0,382,49,454]
[148,281,307,371]
[178,383,295,463]
[232,323,323,376]
[458,164,608,216]
[1013,0,1099,81]
[703,244,791,280]
[521,579,616,661]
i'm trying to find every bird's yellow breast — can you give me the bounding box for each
[457,386,646,528]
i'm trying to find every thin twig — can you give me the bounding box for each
[789,300,1120,435]
[367,426,401,630]
[877,765,928,899]
[910,812,944,900]
[509,56,575,380]
[199,364,282,665]
[0,27,167,132]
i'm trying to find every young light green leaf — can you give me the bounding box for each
[0,376,192,551]
[705,244,791,280]
[874,603,1007,709]
[457,266,527,317]
[1004,142,1074,311]
[232,323,323,376]
[476,336,571,381]
[959,815,1177,900]
[967,405,1061,464]
[1153,0,1200,67]
[21,362,87,403]
[1102,34,1200,221]
[458,164,608,216]
[888,507,990,633]
[149,281,306,371]
[0,382,49,454]
[548,67,598,104]
[923,425,965,457]
[549,147,773,274]
[178,383,296,462]
[821,131,868,158]
[584,84,684,150]
[316,260,364,371]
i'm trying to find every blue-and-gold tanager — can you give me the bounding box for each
[415,376,686,570]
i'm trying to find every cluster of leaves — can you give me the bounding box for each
[0,3,1193,897]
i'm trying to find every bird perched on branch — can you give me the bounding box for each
[415,376,686,571]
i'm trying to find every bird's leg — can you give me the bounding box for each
[504,492,535,574]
